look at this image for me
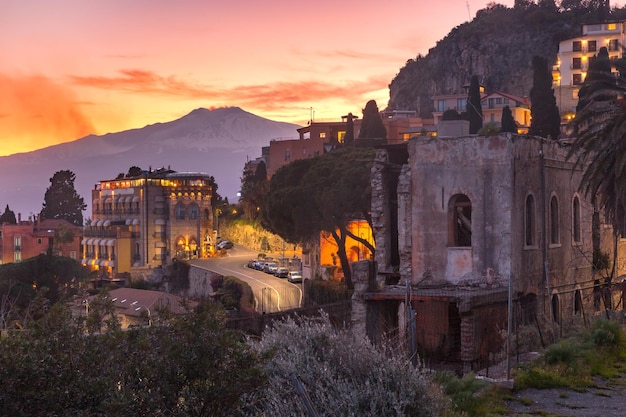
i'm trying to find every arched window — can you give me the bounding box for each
[551,294,560,323]
[188,203,199,220]
[572,196,581,244]
[175,202,186,220]
[574,290,583,317]
[550,195,559,245]
[449,194,472,247]
[525,194,536,246]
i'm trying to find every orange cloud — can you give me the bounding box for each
[0,74,96,156]
[69,69,389,114]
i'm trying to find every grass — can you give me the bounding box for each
[437,319,626,416]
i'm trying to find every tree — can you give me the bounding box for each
[567,57,626,238]
[577,47,613,112]
[467,75,483,134]
[358,100,387,139]
[262,147,375,288]
[240,161,269,221]
[500,105,517,133]
[0,205,16,225]
[344,112,356,145]
[528,55,561,140]
[40,170,86,226]
[243,314,449,417]
[127,165,143,177]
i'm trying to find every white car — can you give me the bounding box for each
[287,271,302,283]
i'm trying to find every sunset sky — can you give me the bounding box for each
[1,0,523,156]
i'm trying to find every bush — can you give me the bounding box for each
[243,314,449,416]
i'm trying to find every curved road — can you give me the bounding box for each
[189,246,302,313]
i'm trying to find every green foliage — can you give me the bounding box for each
[307,278,352,304]
[434,371,509,416]
[0,302,264,416]
[243,313,449,416]
[358,99,387,139]
[500,105,517,133]
[477,121,499,135]
[0,204,16,225]
[240,161,269,221]
[40,170,86,226]
[166,259,190,293]
[528,55,561,140]
[514,319,626,391]
[262,146,375,289]
[211,275,255,312]
[441,109,461,120]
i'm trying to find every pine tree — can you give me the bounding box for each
[358,100,387,139]
[467,75,483,134]
[529,55,561,140]
[40,170,86,226]
[0,205,17,225]
[500,105,517,133]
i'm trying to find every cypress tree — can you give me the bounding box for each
[500,105,517,133]
[529,55,561,140]
[358,100,387,139]
[467,75,483,134]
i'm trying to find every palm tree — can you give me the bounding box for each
[567,54,626,236]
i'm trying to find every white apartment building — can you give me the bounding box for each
[554,21,626,114]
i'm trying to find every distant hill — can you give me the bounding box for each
[387,3,626,116]
[0,107,300,218]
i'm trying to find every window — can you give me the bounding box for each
[587,24,601,32]
[573,73,583,85]
[607,23,617,31]
[572,88,580,99]
[574,290,583,316]
[551,294,560,323]
[572,196,581,244]
[572,40,582,51]
[14,252,21,262]
[449,194,472,247]
[285,149,291,162]
[69,251,77,259]
[319,132,326,139]
[175,202,186,220]
[550,195,560,245]
[572,57,582,69]
[525,194,536,246]
[37,238,42,245]
[188,203,199,220]
[437,99,446,112]
[456,98,467,112]
[588,40,597,52]
[609,39,619,51]
[14,236,21,251]
[488,98,496,108]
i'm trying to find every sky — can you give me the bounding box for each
[0,0,521,156]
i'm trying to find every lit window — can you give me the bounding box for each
[609,39,619,51]
[573,74,583,85]
[607,23,617,30]
[572,57,582,69]
[588,40,597,52]
[319,132,326,139]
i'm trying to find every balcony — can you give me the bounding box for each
[14,245,21,251]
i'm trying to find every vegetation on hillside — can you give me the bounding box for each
[387,2,626,116]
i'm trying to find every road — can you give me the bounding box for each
[189,245,302,313]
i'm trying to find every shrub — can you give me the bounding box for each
[243,314,449,416]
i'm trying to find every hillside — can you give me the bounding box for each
[387,3,626,117]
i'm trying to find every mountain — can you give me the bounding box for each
[0,107,300,218]
[386,4,626,116]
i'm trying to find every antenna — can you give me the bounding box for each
[466,0,471,20]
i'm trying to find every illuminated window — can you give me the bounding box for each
[319,132,326,139]
[572,88,579,99]
[572,57,582,69]
[573,74,583,85]
[607,23,617,30]
[609,39,619,51]
[14,252,21,262]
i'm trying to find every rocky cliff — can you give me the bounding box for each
[386,4,626,117]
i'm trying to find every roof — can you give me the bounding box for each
[93,288,194,317]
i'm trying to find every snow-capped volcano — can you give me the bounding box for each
[0,107,301,217]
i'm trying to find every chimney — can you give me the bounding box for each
[18,213,21,223]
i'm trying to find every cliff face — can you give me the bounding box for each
[386,5,623,117]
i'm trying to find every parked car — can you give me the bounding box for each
[263,262,277,274]
[275,267,289,278]
[254,260,266,270]
[247,259,257,268]
[217,240,233,250]
[287,271,302,283]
